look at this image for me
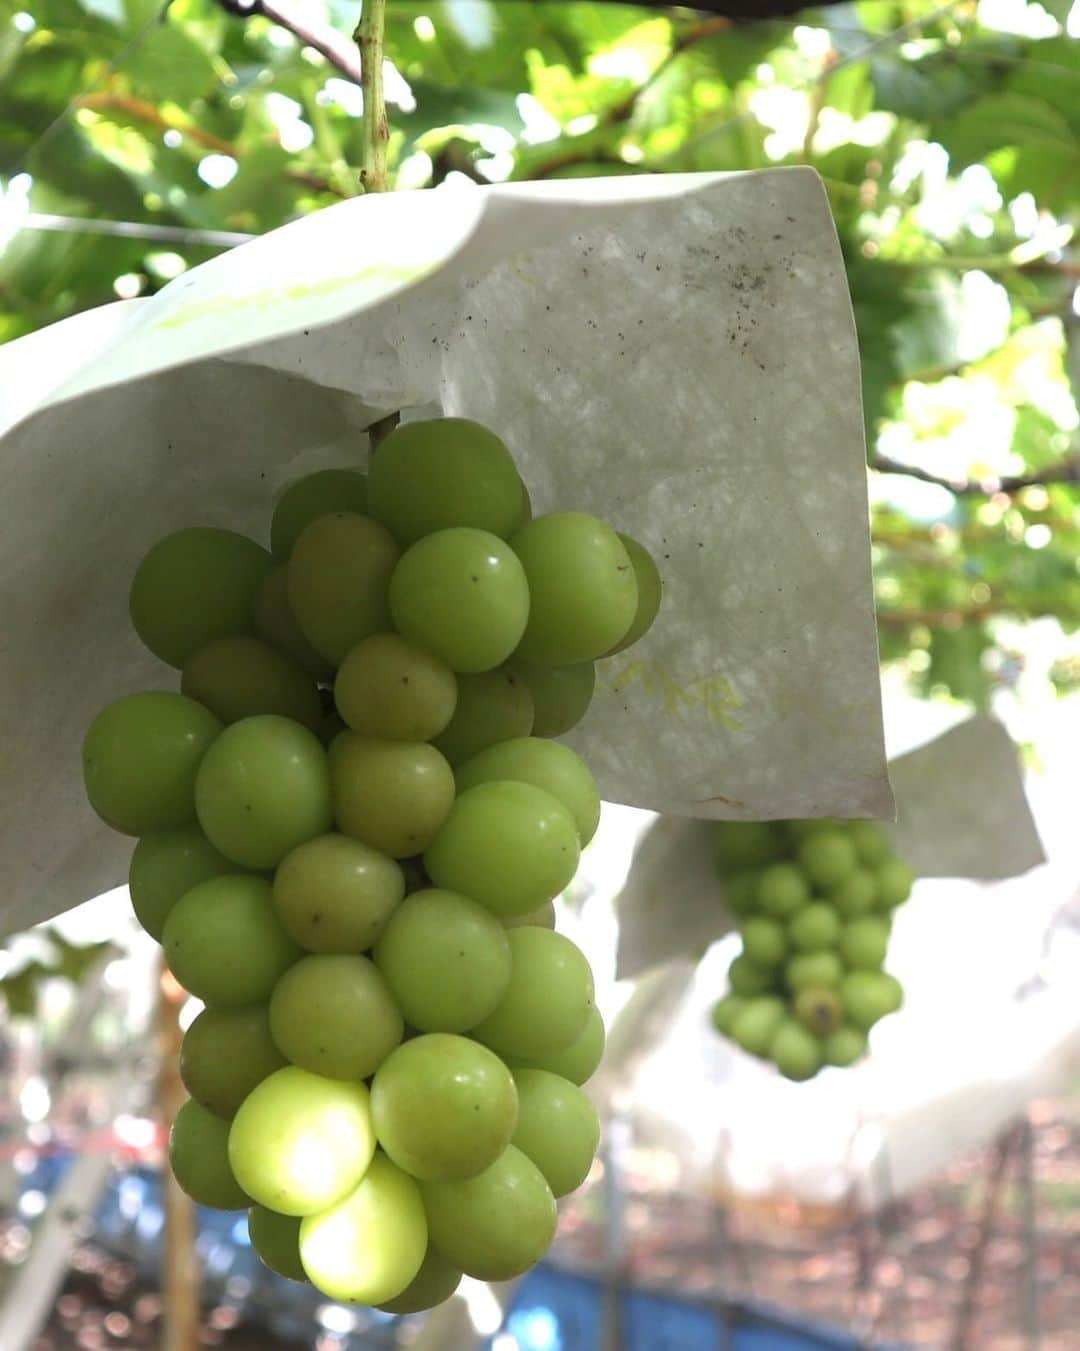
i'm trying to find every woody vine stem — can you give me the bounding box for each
[355,0,389,193]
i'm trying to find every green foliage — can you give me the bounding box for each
[0,0,1077,706]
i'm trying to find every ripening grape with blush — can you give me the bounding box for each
[709,818,914,1080]
[82,415,663,1310]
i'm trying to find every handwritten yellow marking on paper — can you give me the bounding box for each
[603,660,744,729]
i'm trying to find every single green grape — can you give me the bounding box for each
[421,1145,556,1282]
[455,737,600,846]
[128,827,230,941]
[271,469,368,559]
[371,1035,518,1182]
[840,970,903,1031]
[787,902,842,953]
[431,668,534,766]
[169,1100,249,1210]
[374,889,511,1032]
[162,875,300,1007]
[228,1067,375,1215]
[424,781,580,917]
[605,534,662,655]
[509,513,638,664]
[731,996,787,1057]
[367,418,523,546]
[251,564,333,678]
[724,871,763,917]
[504,1004,605,1086]
[739,916,787,968]
[798,831,859,889]
[849,821,892,868]
[180,1004,287,1119]
[248,1207,307,1282]
[769,1019,824,1082]
[84,692,221,836]
[509,659,595,738]
[502,901,557,931]
[181,636,321,732]
[287,512,399,665]
[828,869,878,918]
[272,833,404,953]
[875,858,914,909]
[389,528,529,673]
[793,986,843,1036]
[195,715,333,868]
[130,527,273,668]
[727,954,775,997]
[334,633,457,742]
[839,916,890,970]
[471,928,593,1060]
[511,1069,599,1198]
[756,863,810,918]
[269,954,403,1081]
[714,822,787,872]
[299,1153,427,1306]
[786,951,844,992]
[376,1246,461,1315]
[710,995,745,1037]
[329,733,455,858]
[823,1024,869,1068]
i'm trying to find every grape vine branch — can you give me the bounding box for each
[355,0,389,194]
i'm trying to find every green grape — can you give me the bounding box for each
[731,996,787,1057]
[271,469,368,559]
[756,863,810,918]
[248,1207,307,1282]
[840,916,890,970]
[371,1035,517,1181]
[180,1005,286,1119]
[181,635,322,732]
[299,1153,427,1306]
[377,1246,461,1315]
[509,659,595,738]
[374,889,511,1033]
[334,634,457,742]
[330,733,455,858]
[798,831,859,889]
[130,527,273,668]
[714,822,786,872]
[163,875,300,1007]
[604,534,662,655]
[169,1100,249,1210]
[740,917,787,968]
[724,871,763,917]
[83,693,221,836]
[272,833,404,954]
[471,928,593,1060]
[128,827,230,941]
[421,1145,556,1282]
[875,858,914,909]
[228,1067,375,1215]
[509,513,637,664]
[828,869,878,918]
[389,528,529,673]
[793,986,843,1036]
[367,418,523,545]
[788,902,842,953]
[432,668,534,766]
[269,954,403,1080]
[840,970,903,1031]
[252,564,333,678]
[287,512,399,665]
[849,821,891,868]
[424,782,580,917]
[823,1025,868,1068]
[502,902,557,930]
[195,715,333,868]
[710,994,745,1037]
[505,1004,605,1086]
[727,954,775,997]
[786,951,844,991]
[455,737,600,846]
[511,1069,599,1198]
[769,1020,823,1082]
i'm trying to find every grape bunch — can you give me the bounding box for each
[708,819,914,1081]
[82,417,661,1310]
